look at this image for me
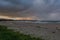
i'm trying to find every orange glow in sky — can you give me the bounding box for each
[0,16,34,20]
[12,17,33,20]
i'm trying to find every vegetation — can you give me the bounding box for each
[0,25,44,40]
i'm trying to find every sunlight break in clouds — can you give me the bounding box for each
[0,16,36,20]
[0,0,60,20]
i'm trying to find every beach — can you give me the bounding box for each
[0,21,60,40]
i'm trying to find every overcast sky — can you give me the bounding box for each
[0,0,60,20]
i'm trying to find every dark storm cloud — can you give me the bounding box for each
[0,0,60,20]
[0,0,33,12]
[31,0,60,20]
[0,0,34,17]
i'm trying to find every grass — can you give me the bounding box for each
[0,25,44,40]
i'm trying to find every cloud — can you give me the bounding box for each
[30,0,60,20]
[0,0,33,11]
[0,0,34,17]
[0,0,60,20]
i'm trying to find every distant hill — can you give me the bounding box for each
[0,19,60,23]
[0,19,14,21]
[0,19,37,21]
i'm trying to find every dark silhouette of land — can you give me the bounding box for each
[0,19,14,21]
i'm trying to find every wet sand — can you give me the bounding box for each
[0,21,60,40]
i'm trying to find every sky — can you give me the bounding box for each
[0,0,60,20]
